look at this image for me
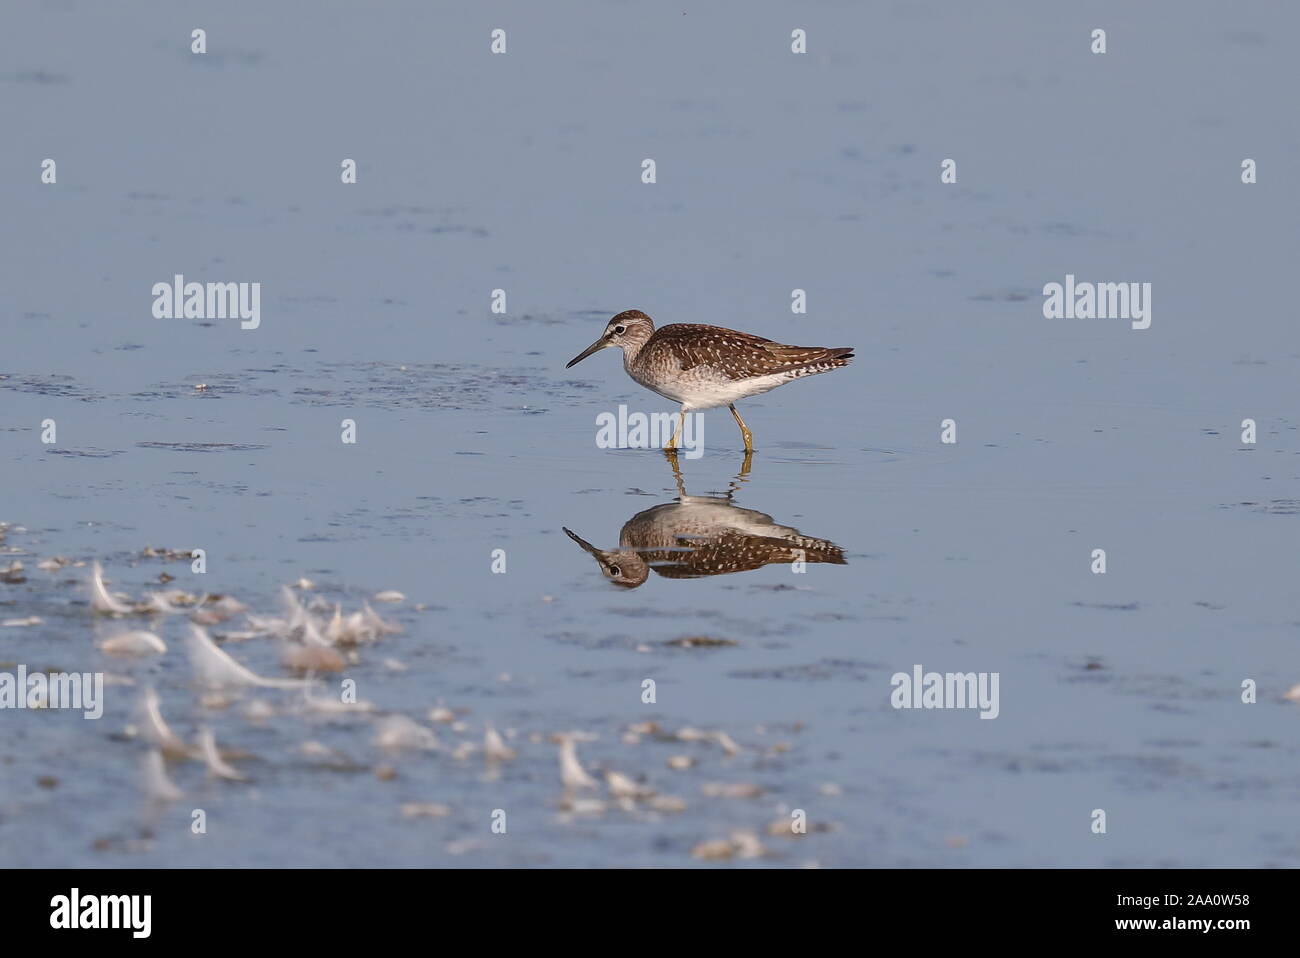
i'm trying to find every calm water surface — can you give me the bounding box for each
[1,1,1297,867]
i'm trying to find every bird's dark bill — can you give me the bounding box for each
[566,338,607,368]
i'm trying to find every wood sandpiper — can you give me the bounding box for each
[566,309,853,452]
[563,451,846,587]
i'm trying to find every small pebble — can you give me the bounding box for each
[701,782,765,799]
[401,802,452,819]
[646,794,687,813]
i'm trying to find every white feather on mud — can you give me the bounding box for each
[185,624,309,690]
[242,699,277,722]
[241,588,398,648]
[142,592,184,615]
[712,731,742,755]
[452,741,476,761]
[242,612,282,634]
[89,562,135,615]
[605,769,654,800]
[210,595,247,616]
[325,603,346,644]
[484,723,517,762]
[141,749,183,802]
[280,607,346,673]
[676,726,742,755]
[197,727,247,781]
[362,602,401,636]
[137,687,190,759]
[97,630,166,657]
[326,604,392,647]
[189,607,225,626]
[279,585,311,632]
[373,715,440,750]
[690,831,767,861]
[557,735,598,791]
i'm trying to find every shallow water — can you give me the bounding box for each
[2,1,1298,867]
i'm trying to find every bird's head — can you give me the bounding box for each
[562,527,649,587]
[566,310,655,367]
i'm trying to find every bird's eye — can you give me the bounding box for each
[614,325,626,335]
[608,565,622,576]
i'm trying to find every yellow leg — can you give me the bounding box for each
[726,450,753,498]
[663,448,686,496]
[729,404,753,452]
[664,408,685,450]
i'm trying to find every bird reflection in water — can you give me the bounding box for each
[563,451,847,588]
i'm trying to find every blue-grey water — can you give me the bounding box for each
[2,1,1298,867]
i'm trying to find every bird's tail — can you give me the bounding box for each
[768,344,853,367]
[774,346,853,377]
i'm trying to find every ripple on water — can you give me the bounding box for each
[135,442,269,452]
[49,448,124,458]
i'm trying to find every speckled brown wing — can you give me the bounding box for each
[644,533,847,579]
[652,324,853,382]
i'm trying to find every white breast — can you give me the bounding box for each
[628,366,795,410]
